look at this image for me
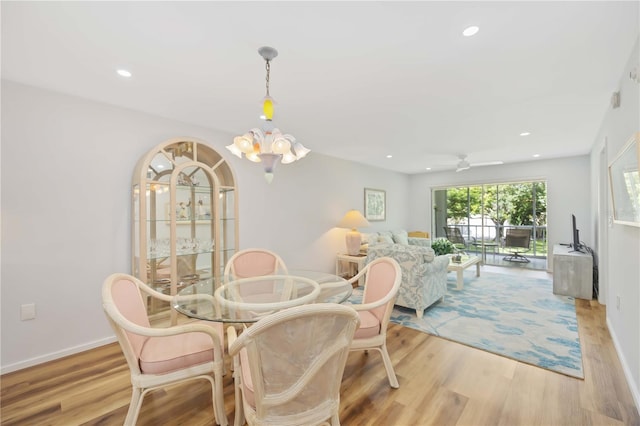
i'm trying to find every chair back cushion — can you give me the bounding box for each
[444,226,466,244]
[229,251,279,278]
[363,260,398,322]
[111,278,151,358]
[505,229,531,249]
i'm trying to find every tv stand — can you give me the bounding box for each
[552,244,593,300]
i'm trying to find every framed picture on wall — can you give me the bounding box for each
[364,188,386,221]
[609,132,640,227]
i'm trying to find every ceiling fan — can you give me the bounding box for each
[455,154,503,172]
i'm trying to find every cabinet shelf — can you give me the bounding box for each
[146,250,216,261]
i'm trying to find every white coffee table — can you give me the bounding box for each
[447,255,481,290]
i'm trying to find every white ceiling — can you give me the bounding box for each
[2,2,638,174]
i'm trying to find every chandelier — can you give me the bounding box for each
[226,46,310,183]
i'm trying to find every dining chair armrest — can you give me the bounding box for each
[228,330,246,358]
[345,267,368,286]
[137,281,175,303]
[348,295,398,312]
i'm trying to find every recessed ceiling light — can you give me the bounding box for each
[386,155,393,159]
[425,167,432,170]
[463,26,479,37]
[117,69,132,78]
[520,132,531,136]
[533,154,540,158]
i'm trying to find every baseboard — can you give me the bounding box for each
[607,316,640,412]
[0,336,117,375]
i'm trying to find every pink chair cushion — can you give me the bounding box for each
[364,261,397,322]
[139,321,223,375]
[112,279,152,358]
[239,347,256,408]
[354,310,381,339]
[232,252,277,278]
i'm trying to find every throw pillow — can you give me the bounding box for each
[392,230,409,245]
[377,234,394,244]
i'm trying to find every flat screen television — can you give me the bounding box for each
[571,214,584,253]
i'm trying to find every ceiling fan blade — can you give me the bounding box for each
[470,161,504,167]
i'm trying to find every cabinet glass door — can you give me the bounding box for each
[132,139,238,317]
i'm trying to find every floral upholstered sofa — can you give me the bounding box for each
[360,230,431,253]
[365,242,448,318]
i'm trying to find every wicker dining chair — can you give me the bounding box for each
[227,303,360,426]
[102,273,227,426]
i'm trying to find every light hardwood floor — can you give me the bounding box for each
[2,271,638,425]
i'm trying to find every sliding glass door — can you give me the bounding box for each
[433,180,547,270]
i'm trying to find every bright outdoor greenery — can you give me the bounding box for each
[431,238,455,256]
[436,181,548,259]
[446,183,547,235]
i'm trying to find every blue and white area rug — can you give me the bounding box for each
[350,271,584,379]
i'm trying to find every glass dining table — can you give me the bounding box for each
[172,270,354,323]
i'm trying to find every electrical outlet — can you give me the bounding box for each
[20,303,36,320]
[616,295,621,310]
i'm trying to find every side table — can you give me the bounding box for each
[335,253,367,287]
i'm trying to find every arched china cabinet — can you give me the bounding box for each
[132,138,238,315]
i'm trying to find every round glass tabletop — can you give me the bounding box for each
[172,270,353,323]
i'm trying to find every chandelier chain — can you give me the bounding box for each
[265,59,271,97]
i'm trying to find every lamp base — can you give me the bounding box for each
[345,230,362,256]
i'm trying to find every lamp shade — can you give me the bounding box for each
[338,210,370,230]
[338,210,370,256]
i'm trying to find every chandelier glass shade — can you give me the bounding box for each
[226,46,310,183]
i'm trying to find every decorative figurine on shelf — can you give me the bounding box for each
[177,202,189,220]
[177,172,191,186]
[197,199,210,219]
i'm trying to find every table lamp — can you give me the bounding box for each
[338,210,370,255]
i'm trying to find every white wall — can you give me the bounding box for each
[0,81,409,372]
[407,156,592,271]
[590,38,640,407]
[234,151,410,273]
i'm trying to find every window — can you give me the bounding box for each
[433,181,547,269]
